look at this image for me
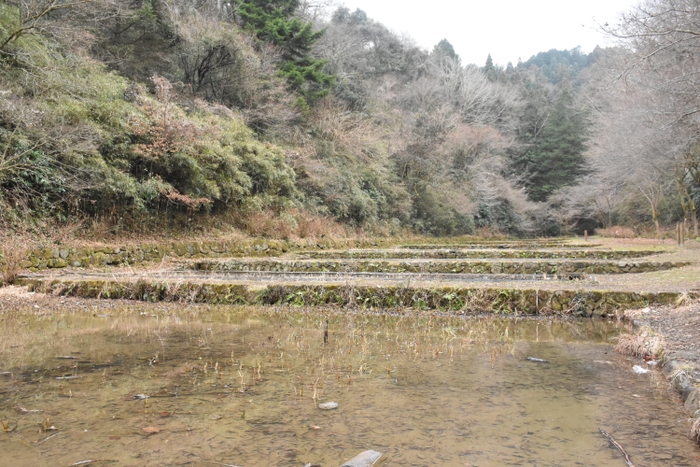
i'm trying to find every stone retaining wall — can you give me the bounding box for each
[302,250,662,260]
[191,259,687,275]
[13,238,387,270]
[20,277,690,317]
[402,242,596,250]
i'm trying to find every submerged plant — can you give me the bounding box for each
[1,419,13,432]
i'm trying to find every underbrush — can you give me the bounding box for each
[0,236,29,286]
[242,209,349,240]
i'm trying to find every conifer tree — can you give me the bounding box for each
[236,0,334,103]
[433,39,458,61]
[512,85,589,201]
[483,54,497,81]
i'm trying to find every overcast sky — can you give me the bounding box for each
[335,0,640,66]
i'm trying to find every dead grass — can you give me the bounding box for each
[243,209,350,240]
[614,328,665,358]
[595,226,636,238]
[0,237,30,286]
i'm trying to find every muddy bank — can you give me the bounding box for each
[624,303,700,443]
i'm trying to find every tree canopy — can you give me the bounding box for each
[1,0,698,237]
[237,0,334,102]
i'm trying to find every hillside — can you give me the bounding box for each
[1,0,698,242]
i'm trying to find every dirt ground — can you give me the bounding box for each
[625,301,700,383]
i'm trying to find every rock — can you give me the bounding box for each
[633,365,650,374]
[318,401,338,410]
[526,356,548,363]
[340,450,383,467]
[142,426,160,435]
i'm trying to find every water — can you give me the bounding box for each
[0,305,697,466]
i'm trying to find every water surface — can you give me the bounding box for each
[0,306,697,466]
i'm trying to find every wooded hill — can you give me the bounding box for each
[0,0,698,239]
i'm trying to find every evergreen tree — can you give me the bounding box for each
[483,54,497,81]
[512,85,589,201]
[237,0,334,103]
[520,47,594,84]
[433,39,459,61]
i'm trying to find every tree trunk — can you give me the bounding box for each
[686,189,699,236]
[676,175,698,236]
[652,204,661,237]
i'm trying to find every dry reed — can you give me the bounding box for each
[614,329,665,358]
[0,240,28,286]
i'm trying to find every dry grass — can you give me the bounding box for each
[244,209,349,240]
[0,237,30,286]
[294,210,346,239]
[595,226,636,238]
[614,328,665,358]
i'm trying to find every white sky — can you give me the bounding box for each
[335,0,640,66]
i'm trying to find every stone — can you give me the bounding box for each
[684,388,700,414]
[340,450,383,467]
[318,401,338,410]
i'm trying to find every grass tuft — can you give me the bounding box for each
[0,240,28,286]
[614,328,665,359]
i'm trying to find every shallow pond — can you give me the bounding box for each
[0,305,698,467]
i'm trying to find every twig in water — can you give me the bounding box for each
[312,377,319,401]
[202,461,244,467]
[15,405,42,414]
[600,428,636,467]
[34,431,60,445]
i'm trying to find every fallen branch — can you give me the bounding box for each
[599,428,636,467]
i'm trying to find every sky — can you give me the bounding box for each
[336,0,640,66]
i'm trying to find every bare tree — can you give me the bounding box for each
[568,3,700,234]
[0,0,93,53]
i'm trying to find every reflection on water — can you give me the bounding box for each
[0,306,697,466]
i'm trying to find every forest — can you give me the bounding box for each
[0,0,699,239]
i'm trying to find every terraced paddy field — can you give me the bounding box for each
[16,237,700,315]
[3,237,700,465]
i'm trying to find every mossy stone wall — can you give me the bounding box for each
[17,238,388,270]
[191,259,686,275]
[303,250,661,260]
[19,277,692,317]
